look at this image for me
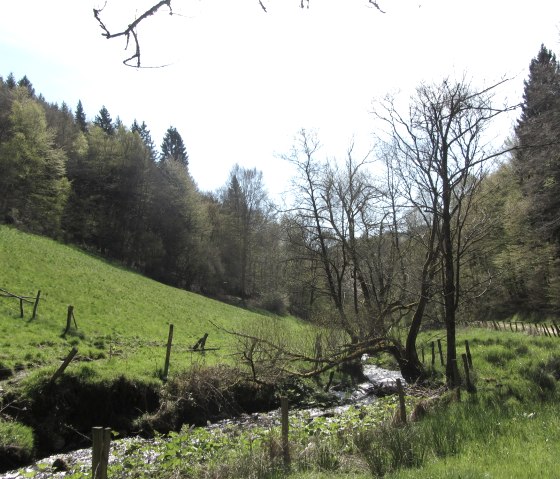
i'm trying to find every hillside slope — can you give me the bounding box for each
[0,226,310,382]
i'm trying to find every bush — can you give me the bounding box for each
[258,293,287,316]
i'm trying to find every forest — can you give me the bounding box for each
[1,44,559,383]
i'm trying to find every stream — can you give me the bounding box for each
[1,363,404,478]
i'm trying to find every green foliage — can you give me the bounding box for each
[0,87,69,235]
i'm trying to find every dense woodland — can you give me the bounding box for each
[1,44,560,381]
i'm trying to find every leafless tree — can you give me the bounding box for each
[374,77,517,385]
[281,130,426,381]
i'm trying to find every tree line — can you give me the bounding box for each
[1,44,559,385]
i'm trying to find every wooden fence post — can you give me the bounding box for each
[163,324,174,381]
[92,427,111,479]
[462,354,476,393]
[281,397,290,469]
[63,305,74,336]
[437,339,445,366]
[396,379,407,424]
[31,290,41,320]
[464,340,473,369]
[50,347,78,383]
[19,298,24,318]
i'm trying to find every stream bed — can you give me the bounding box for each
[1,364,404,478]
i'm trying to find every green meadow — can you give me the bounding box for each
[2,225,560,478]
[0,225,313,383]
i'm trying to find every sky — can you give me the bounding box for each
[0,0,559,199]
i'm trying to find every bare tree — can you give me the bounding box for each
[281,130,426,381]
[374,77,516,385]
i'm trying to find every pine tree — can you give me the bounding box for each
[75,100,87,133]
[93,105,114,135]
[132,120,157,162]
[514,44,560,243]
[17,75,35,97]
[5,73,16,89]
[160,126,188,166]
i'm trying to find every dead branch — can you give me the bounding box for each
[93,1,385,67]
[93,0,173,67]
[210,320,398,380]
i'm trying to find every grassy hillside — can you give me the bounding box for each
[0,225,313,383]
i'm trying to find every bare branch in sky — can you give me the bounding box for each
[93,0,385,67]
[93,0,173,67]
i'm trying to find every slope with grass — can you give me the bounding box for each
[0,225,318,470]
[0,225,313,382]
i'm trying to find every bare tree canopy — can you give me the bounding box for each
[93,0,385,67]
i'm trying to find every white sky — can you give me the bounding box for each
[0,0,559,199]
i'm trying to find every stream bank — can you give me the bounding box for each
[1,362,405,477]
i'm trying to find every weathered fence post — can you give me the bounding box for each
[464,340,473,369]
[396,378,407,424]
[281,396,290,469]
[437,339,445,366]
[19,298,24,318]
[163,324,174,381]
[63,305,75,337]
[31,290,41,320]
[92,427,111,479]
[50,347,78,383]
[462,354,476,393]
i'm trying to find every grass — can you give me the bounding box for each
[3,225,560,477]
[139,327,559,479]
[0,225,316,383]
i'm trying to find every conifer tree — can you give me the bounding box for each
[160,126,188,166]
[75,100,87,133]
[514,44,560,243]
[132,119,157,161]
[93,105,114,135]
[17,75,35,97]
[5,73,16,89]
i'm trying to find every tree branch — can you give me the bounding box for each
[93,0,173,67]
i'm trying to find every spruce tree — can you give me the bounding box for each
[17,75,35,97]
[160,126,188,166]
[93,105,114,135]
[5,73,16,89]
[132,120,157,162]
[75,100,87,133]
[514,44,560,243]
